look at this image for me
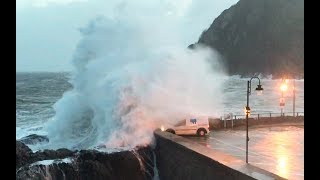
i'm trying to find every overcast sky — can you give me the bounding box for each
[16,0,239,72]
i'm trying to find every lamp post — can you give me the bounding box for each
[280,78,296,117]
[280,79,288,116]
[293,79,296,117]
[281,92,284,116]
[245,76,263,163]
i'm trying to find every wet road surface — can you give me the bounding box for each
[185,125,304,180]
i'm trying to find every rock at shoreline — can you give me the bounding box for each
[16,141,33,168]
[17,161,78,180]
[35,148,75,161]
[16,140,76,169]
[16,141,154,180]
[19,134,49,145]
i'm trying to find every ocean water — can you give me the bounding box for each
[16,72,304,151]
[16,72,72,139]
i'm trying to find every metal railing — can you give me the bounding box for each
[220,111,304,128]
[232,111,304,120]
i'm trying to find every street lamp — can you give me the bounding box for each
[280,79,288,116]
[293,79,296,117]
[245,76,263,163]
[280,78,296,117]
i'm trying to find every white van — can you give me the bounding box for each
[163,116,210,136]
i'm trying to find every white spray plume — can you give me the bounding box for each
[45,15,227,150]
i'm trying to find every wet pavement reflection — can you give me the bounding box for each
[185,126,304,180]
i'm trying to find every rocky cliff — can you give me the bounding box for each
[190,0,304,78]
[16,138,155,180]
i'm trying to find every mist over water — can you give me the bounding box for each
[43,16,227,150]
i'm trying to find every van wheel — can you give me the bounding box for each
[197,129,207,136]
[166,129,175,134]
